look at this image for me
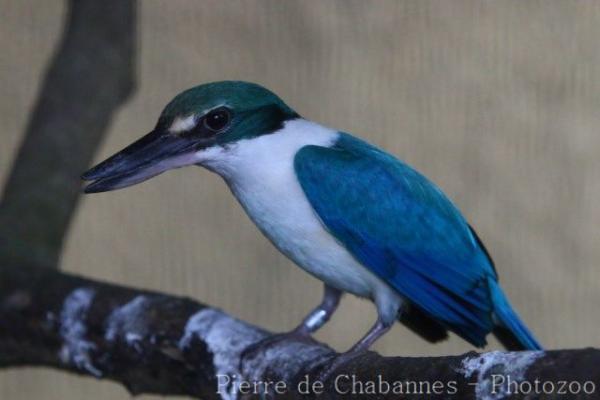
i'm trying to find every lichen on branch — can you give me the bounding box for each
[1,264,598,400]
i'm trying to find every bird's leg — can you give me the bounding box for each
[293,284,342,336]
[318,316,393,382]
[240,285,342,364]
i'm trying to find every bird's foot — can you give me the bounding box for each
[239,329,316,368]
[317,349,366,383]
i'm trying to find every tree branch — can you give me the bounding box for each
[1,264,597,399]
[0,0,136,269]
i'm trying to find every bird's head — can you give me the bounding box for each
[82,81,298,193]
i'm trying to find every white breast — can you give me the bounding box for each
[196,119,402,318]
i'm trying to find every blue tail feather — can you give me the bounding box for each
[489,278,543,351]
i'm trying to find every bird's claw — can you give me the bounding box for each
[317,350,365,383]
[239,330,315,369]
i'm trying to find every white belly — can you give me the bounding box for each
[197,119,403,318]
[230,163,376,297]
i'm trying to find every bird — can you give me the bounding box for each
[82,81,542,377]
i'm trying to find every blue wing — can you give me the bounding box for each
[294,133,497,346]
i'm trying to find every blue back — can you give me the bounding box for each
[294,133,497,346]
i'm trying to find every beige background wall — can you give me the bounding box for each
[2,1,600,398]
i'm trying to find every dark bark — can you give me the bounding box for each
[0,0,136,269]
[1,264,598,400]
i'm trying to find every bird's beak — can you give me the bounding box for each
[82,129,207,193]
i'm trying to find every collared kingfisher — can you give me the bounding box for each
[82,81,542,375]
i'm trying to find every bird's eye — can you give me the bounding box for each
[204,108,231,132]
